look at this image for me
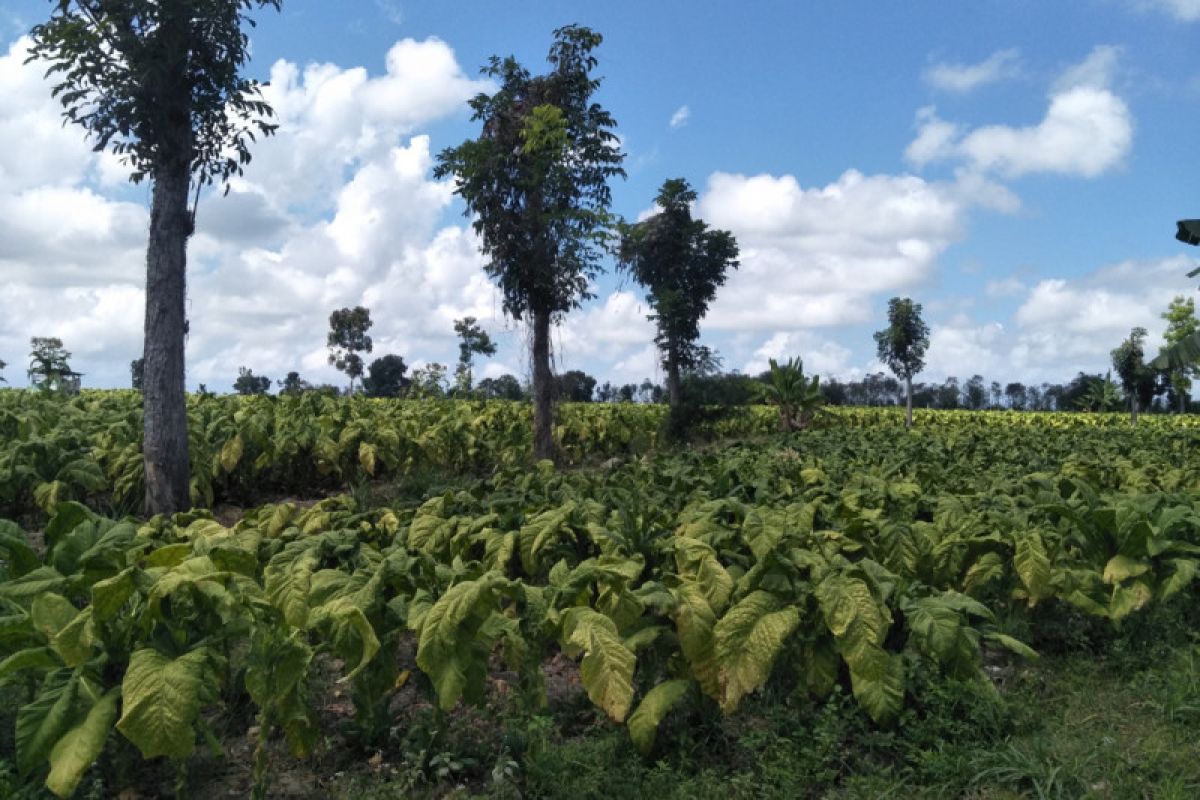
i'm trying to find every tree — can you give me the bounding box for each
[363,355,409,398]
[28,337,75,392]
[1075,372,1121,413]
[30,0,280,514]
[478,374,525,400]
[963,374,986,410]
[1111,327,1156,423]
[277,371,310,395]
[1,357,8,383]
[409,363,448,399]
[760,357,823,432]
[1004,382,1027,410]
[130,357,144,390]
[556,370,597,402]
[434,25,624,460]
[874,297,930,428]
[451,317,497,393]
[616,178,738,413]
[233,367,271,395]
[327,306,374,393]
[1159,296,1199,412]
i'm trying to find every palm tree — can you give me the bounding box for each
[760,357,824,431]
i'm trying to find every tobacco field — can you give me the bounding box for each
[2,392,1200,798]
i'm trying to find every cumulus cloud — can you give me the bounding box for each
[669,105,691,129]
[693,169,1003,333]
[918,256,1200,383]
[0,36,503,390]
[923,49,1021,93]
[907,46,1132,178]
[743,331,855,378]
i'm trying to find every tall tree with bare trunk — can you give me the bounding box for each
[434,25,624,461]
[29,0,281,514]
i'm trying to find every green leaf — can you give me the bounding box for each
[0,566,68,605]
[563,607,636,722]
[628,679,691,754]
[0,647,60,683]
[358,441,377,476]
[17,669,81,776]
[983,632,1038,660]
[1013,532,1051,605]
[904,597,973,663]
[961,552,1004,594]
[265,546,321,628]
[1102,554,1150,585]
[116,648,212,760]
[31,594,78,641]
[51,608,95,668]
[45,688,119,798]
[849,650,905,722]
[1108,580,1153,621]
[1159,559,1198,600]
[415,574,507,710]
[713,591,801,712]
[0,520,39,577]
[91,568,137,621]
[218,434,244,473]
[671,581,719,700]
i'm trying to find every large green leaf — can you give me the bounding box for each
[415,574,507,710]
[627,679,691,754]
[265,546,321,628]
[1013,532,1051,605]
[849,650,905,722]
[713,591,801,712]
[563,607,636,722]
[45,688,119,798]
[16,669,81,776]
[671,581,720,699]
[116,648,212,760]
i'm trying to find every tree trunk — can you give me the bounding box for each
[143,162,192,516]
[905,375,913,429]
[1180,385,1187,414]
[666,350,681,413]
[1130,394,1139,425]
[530,308,555,461]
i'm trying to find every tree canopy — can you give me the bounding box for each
[363,355,410,398]
[874,297,931,429]
[434,25,624,460]
[327,306,374,393]
[617,178,739,410]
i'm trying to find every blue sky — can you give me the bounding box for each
[1,0,1198,392]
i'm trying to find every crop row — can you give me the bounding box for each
[4,389,1198,522]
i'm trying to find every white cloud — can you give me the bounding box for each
[985,277,1028,298]
[917,256,1200,384]
[924,49,1021,93]
[0,36,503,390]
[1138,0,1200,21]
[694,169,1000,333]
[743,331,855,377]
[907,47,1132,178]
[246,38,491,208]
[669,105,691,129]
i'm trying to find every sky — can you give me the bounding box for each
[1,0,1199,393]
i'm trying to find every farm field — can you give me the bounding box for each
[1,394,1199,798]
